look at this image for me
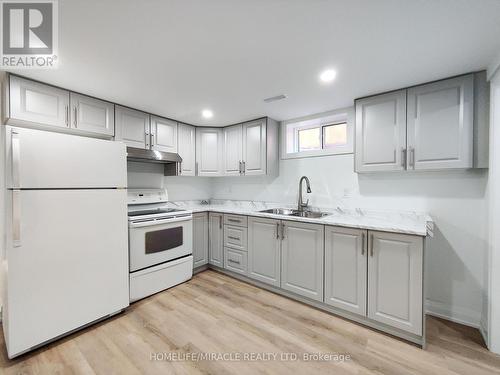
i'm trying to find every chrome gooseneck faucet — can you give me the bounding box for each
[298,176,312,212]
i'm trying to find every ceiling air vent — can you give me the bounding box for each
[263,94,287,103]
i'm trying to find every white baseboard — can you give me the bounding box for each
[425,299,481,329]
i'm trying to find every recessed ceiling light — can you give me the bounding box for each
[202,109,213,119]
[319,69,337,83]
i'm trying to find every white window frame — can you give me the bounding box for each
[280,106,354,160]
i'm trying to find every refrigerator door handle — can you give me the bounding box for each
[13,190,21,247]
[12,131,21,188]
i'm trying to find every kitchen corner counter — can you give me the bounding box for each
[167,200,433,237]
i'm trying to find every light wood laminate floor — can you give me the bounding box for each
[1,270,499,374]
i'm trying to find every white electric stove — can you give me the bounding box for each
[127,189,193,302]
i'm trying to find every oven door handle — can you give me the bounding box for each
[129,215,192,228]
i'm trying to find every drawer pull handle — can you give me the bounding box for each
[228,236,240,241]
[228,259,241,265]
[227,218,241,223]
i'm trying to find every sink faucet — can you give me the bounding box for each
[298,176,312,212]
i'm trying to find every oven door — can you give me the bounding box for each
[129,215,193,272]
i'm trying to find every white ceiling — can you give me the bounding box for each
[16,0,500,126]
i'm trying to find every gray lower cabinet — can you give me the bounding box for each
[208,212,224,267]
[204,213,426,341]
[281,221,324,301]
[368,231,423,335]
[224,247,247,275]
[324,226,367,315]
[193,213,208,268]
[247,217,281,287]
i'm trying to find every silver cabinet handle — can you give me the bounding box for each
[227,218,241,223]
[12,190,21,247]
[238,161,242,175]
[410,147,415,169]
[219,215,222,230]
[281,223,285,240]
[228,236,240,241]
[145,132,150,148]
[361,232,365,255]
[151,133,155,147]
[73,106,78,127]
[228,259,241,265]
[65,105,69,126]
[401,148,407,168]
[276,222,280,239]
[195,162,199,176]
[11,131,20,188]
[370,233,374,257]
[242,161,246,175]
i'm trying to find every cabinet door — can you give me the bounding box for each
[208,213,224,267]
[355,90,407,172]
[324,226,367,315]
[407,75,473,170]
[193,213,209,268]
[151,116,177,153]
[368,231,423,335]
[223,124,243,176]
[114,106,150,149]
[242,119,266,175]
[9,75,69,128]
[247,217,281,287]
[70,93,114,136]
[177,123,196,176]
[196,128,223,176]
[281,221,324,301]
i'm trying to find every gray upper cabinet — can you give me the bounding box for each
[114,106,150,149]
[356,73,485,173]
[177,123,196,176]
[242,119,267,176]
[281,221,324,301]
[367,231,423,335]
[223,124,243,176]
[222,118,278,177]
[407,75,474,170]
[208,212,224,267]
[70,93,114,136]
[355,90,407,172]
[151,116,177,153]
[247,217,281,287]
[193,213,209,268]
[196,128,224,176]
[324,226,367,315]
[8,75,70,129]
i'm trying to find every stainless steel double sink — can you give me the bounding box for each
[258,208,330,219]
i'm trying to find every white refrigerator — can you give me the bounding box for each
[2,126,130,358]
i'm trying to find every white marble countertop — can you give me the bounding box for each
[167,200,433,236]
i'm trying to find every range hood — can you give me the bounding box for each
[126,147,182,176]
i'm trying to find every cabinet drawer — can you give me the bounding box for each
[224,214,247,227]
[224,225,247,251]
[224,248,247,275]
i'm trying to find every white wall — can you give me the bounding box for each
[487,70,500,353]
[127,162,212,200]
[209,154,489,327]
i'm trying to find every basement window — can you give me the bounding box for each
[281,107,354,159]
